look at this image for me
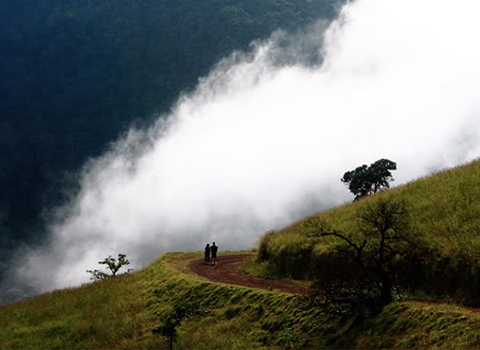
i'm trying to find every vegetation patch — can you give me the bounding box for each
[3,250,480,348]
[256,159,480,306]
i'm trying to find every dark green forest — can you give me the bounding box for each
[0,0,340,288]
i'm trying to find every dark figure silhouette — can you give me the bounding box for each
[211,242,218,264]
[204,244,210,263]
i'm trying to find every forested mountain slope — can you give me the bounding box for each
[0,0,340,253]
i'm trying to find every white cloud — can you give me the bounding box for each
[13,0,480,294]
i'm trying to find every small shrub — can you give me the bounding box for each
[224,306,242,319]
[278,325,299,348]
[152,300,205,350]
[86,253,131,281]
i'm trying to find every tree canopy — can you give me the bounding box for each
[341,159,397,200]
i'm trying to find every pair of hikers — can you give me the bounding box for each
[204,242,218,265]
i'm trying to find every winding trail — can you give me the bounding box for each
[188,254,308,294]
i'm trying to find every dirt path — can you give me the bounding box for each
[188,254,308,294]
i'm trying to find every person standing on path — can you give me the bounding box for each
[204,244,210,264]
[211,242,218,265]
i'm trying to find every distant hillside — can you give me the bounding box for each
[255,159,480,305]
[0,0,341,272]
[2,251,480,349]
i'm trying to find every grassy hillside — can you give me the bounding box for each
[256,159,480,304]
[3,251,480,349]
[3,160,480,348]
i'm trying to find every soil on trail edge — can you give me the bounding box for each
[188,254,308,294]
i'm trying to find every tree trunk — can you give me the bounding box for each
[380,271,393,306]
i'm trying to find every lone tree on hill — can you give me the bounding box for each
[341,158,397,200]
[86,253,131,280]
[308,196,417,313]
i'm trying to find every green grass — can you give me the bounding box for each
[3,160,480,348]
[261,158,480,250]
[240,254,312,288]
[3,251,480,348]
[256,159,480,304]
[355,301,480,348]
[0,252,323,349]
